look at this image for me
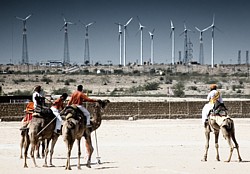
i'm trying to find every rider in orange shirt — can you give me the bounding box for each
[51,93,68,134]
[68,85,98,127]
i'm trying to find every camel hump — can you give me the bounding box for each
[210,115,230,126]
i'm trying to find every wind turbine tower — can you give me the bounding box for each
[137,16,145,65]
[60,17,74,65]
[208,14,220,68]
[149,29,155,65]
[180,23,192,64]
[123,17,133,66]
[16,14,32,64]
[115,22,123,65]
[195,26,209,65]
[81,21,95,65]
[170,20,175,64]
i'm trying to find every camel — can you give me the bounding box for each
[20,129,45,159]
[203,105,242,162]
[23,109,59,168]
[62,100,110,170]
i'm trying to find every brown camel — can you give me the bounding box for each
[62,100,110,170]
[203,108,242,162]
[23,109,59,168]
[20,129,45,159]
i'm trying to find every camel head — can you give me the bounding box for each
[89,100,110,131]
[96,99,110,110]
[62,105,86,129]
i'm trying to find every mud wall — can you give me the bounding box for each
[1,101,250,121]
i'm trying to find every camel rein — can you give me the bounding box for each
[37,116,56,136]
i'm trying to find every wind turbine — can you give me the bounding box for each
[180,23,192,64]
[195,26,210,65]
[170,20,175,65]
[80,21,96,65]
[207,14,220,68]
[16,14,32,64]
[148,29,155,65]
[115,22,123,65]
[122,17,133,66]
[60,16,74,65]
[137,16,146,65]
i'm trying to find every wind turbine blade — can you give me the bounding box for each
[125,17,133,26]
[79,20,85,26]
[215,26,223,33]
[179,31,185,36]
[212,14,215,26]
[195,27,201,32]
[60,25,65,31]
[135,28,140,36]
[170,20,174,29]
[115,22,121,26]
[137,16,141,23]
[86,21,96,27]
[203,25,212,31]
[184,23,187,30]
[63,17,66,23]
[25,14,32,20]
[151,28,155,34]
[16,16,25,20]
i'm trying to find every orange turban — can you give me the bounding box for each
[210,84,217,90]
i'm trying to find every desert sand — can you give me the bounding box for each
[1,119,250,174]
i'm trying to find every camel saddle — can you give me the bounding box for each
[63,105,85,120]
[32,108,54,118]
[208,101,230,126]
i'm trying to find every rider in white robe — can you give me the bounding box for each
[202,84,223,124]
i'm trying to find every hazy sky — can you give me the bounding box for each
[1,0,250,65]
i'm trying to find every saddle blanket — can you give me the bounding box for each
[210,115,230,126]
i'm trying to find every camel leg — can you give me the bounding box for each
[24,144,29,168]
[65,142,74,170]
[49,136,59,166]
[214,130,220,161]
[23,130,30,168]
[20,131,25,159]
[84,132,93,168]
[77,139,82,170]
[41,140,45,158]
[203,123,210,162]
[43,139,50,167]
[221,126,242,162]
[36,141,41,159]
[30,143,38,167]
[231,133,242,162]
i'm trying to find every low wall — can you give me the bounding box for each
[1,101,250,121]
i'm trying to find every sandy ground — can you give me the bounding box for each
[1,119,250,174]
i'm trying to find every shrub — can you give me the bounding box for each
[173,82,185,97]
[189,86,197,90]
[10,90,32,96]
[64,80,70,85]
[52,87,71,95]
[144,82,160,91]
[41,76,53,83]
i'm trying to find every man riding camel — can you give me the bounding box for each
[50,93,68,134]
[32,85,45,111]
[202,84,224,125]
[67,85,98,127]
